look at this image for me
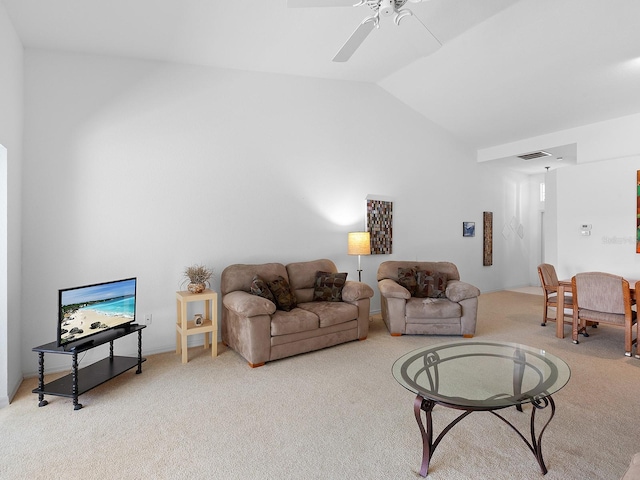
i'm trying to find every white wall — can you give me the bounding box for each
[527,173,545,285]
[21,49,533,375]
[553,156,640,280]
[0,143,7,408]
[0,1,23,407]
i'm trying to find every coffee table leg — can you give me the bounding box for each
[490,394,555,475]
[530,395,555,475]
[513,347,525,412]
[414,395,474,477]
[414,395,434,477]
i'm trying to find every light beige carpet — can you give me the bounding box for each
[2,291,638,480]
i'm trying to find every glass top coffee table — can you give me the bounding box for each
[392,341,571,477]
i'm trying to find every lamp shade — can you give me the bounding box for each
[348,232,371,256]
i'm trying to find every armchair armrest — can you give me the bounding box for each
[445,280,480,303]
[223,291,276,317]
[378,278,411,300]
[342,281,374,302]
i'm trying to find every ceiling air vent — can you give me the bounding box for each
[518,151,552,160]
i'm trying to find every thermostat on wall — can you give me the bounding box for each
[580,224,592,236]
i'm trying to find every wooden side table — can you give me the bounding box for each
[175,289,218,364]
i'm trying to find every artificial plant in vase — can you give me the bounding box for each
[183,264,214,294]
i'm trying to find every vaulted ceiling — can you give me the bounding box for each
[4,0,640,171]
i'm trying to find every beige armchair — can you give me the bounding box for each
[571,272,637,357]
[377,261,480,337]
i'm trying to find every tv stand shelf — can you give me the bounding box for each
[32,324,146,410]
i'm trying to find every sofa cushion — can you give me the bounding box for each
[377,261,460,283]
[270,308,319,336]
[415,270,447,298]
[287,259,338,301]
[268,276,297,312]
[250,275,276,303]
[406,297,461,319]
[220,262,288,296]
[397,267,417,296]
[313,271,348,302]
[297,301,358,328]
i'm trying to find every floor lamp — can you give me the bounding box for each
[348,232,371,282]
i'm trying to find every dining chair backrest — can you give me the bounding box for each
[571,272,636,356]
[573,272,627,315]
[538,263,560,289]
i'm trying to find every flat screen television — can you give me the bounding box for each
[58,277,137,347]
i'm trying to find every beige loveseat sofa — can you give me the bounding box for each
[377,261,480,337]
[221,259,374,367]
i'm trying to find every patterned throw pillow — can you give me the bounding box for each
[415,270,447,298]
[431,271,448,298]
[250,275,276,303]
[397,267,417,296]
[267,276,297,311]
[313,271,348,302]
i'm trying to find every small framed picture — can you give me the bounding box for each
[463,221,475,237]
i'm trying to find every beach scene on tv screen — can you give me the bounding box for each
[60,278,136,345]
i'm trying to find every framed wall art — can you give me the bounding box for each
[483,211,493,266]
[463,222,475,237]
[366,197,393,255]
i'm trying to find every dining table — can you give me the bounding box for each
[554,278,638,339]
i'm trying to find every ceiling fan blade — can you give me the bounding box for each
[287,0,356,7]
[333,17,376,62]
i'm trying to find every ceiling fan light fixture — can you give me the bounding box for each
[395,9,412,25]
[380,0,395,17]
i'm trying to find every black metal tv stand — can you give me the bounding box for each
[32,324,146,410]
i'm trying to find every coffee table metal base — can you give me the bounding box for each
[413,393,556,477]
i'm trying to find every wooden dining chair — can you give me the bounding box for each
[537,263,573,332]
[571,272,637,357]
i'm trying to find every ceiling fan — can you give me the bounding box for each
[288,0,442,62]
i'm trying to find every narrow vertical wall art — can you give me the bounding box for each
[366,198,393,254]
[637,170,640,253]
[483,211,493,266]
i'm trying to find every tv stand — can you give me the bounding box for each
[32,324,146,410]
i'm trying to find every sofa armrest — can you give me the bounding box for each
[223,291,276,317]
[622,452,640,480]
[445,280,480,303]
[342,281,374,302]
[378,278,411,300]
